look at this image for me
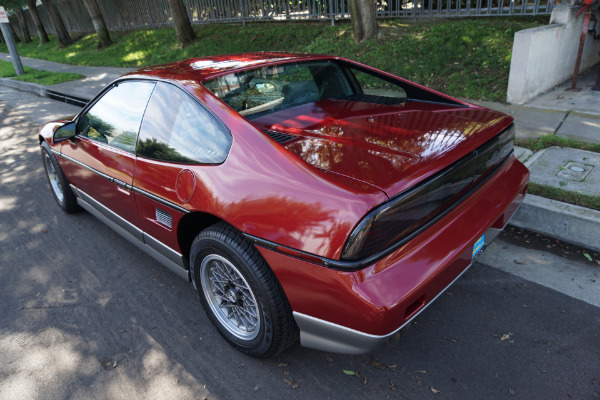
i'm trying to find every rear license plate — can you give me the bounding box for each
[472,234,485,259]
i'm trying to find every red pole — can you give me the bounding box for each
[567,5,593,91]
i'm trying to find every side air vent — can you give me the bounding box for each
[156,207,172,229]
[264,131,297,145]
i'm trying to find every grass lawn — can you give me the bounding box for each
[516,135,600,154]
[0,60,84,85]
[0,16,547,101]
[527,182,600,211]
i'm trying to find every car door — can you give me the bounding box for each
[60,80,156,233]
[133,81,232,253]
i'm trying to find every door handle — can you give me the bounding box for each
[113,178,132,195]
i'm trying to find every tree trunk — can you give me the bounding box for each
[82,0,113,48]
[167,0,196,47]
[15,8,32,43]
[40,0,72,47]
[350,0,379,42]
[26,0,49,44]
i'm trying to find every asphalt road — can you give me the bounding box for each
[1,87,599,400]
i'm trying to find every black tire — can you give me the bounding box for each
[40,141,78,213]
[190,222,297,358]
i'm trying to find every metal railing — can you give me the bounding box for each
[9,0,567,36]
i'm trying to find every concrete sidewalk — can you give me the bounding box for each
[0,53,598,251]
[0,53,134,102]
[473,67,600,252]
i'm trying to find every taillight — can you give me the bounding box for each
[341,125,514,261]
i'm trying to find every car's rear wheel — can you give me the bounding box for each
[190,222,297,358]
[40,142,77,213]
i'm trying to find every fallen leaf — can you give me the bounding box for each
[343,370,356,375]
[584,253,593,262]
[283,378,292,385]
[369,361,387,370]
[431,386,441,394]
[500,333,511,341]
[41,229,48,234]
[443,337,457,343]
[283,370,289,375]
[277,363,288,367]
[326,355,334,362]
[510,388,515,395]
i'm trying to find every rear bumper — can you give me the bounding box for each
[292,258,476,354]
[257,156,529,354]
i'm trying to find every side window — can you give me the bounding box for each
[137,82,232,164]
[351,68,407,100]
[78,81,156,152]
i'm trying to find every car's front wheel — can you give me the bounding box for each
[40,142,77,213]
[190,222,297,358]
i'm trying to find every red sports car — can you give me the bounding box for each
[39,53,528,358]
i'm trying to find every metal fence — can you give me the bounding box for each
[9,0,567,37]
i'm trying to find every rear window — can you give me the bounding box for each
[203,60,462,119]
[203,61,353,118]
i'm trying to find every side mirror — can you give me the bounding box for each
[53,121,76,143]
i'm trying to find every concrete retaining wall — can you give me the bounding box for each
[507,6,600,104]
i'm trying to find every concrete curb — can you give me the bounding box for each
[0,77,90,107]
[510,194,600,252]
[0,77,47,97]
